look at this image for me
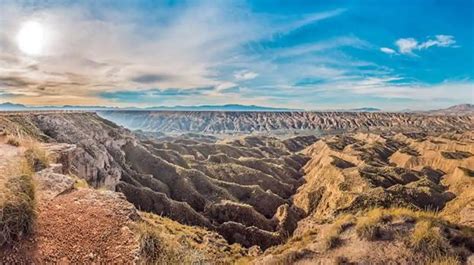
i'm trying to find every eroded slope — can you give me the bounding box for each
[0,113,316,249]
[256,131,474,264]
[99,110,473,134]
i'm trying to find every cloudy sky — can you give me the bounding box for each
[0,0,473,110]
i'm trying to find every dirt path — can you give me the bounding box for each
[1,189,140,263]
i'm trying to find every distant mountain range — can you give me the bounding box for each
[348,107,381,112]
[426,104,474,116]
[0,102,299,112]
[1,102,472,114]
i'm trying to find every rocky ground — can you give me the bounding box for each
[0,111,473,264]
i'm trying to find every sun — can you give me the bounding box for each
[16,21,46,56]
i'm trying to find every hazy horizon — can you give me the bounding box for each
[1,0,473,110]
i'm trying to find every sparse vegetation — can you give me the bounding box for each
[6,136,20,147]
[70,175,89,189]
[428,255,460,265]
[24,141,51,172]
[0,173,36,246]
[355,208,385,240]
[0,139,53,247]
[323,214,355,250]
[136,212,243,264]
[135,219,207,264]
[410,220,449,256]
[136,221,165,263]
[323,234,341,250]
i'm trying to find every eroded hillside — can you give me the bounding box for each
[0,112,317,250]
[99,110,473,134]
[1,112,473,264]
[258,131,474,264]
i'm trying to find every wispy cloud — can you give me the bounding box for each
[0,1,348,106]
[393,35,457,55]
[0,1,471,110]
[234,70,258,81]
[380,47,397,55]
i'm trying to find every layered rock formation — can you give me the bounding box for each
[257,131,474,264]
[294,131,473,221]
[98,110,473,134]
[0,112,316,249]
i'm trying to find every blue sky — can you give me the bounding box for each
[0,0,472,109]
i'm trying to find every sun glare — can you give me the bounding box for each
[16,21,45,56]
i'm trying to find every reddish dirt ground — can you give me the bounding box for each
[0,189,140,264]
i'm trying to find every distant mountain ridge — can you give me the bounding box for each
[427,104,474,116]
[0,102,298,112]
[348,107,381,112]
[1,102,473,114]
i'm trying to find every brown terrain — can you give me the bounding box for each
[0,110,473,264]
[98,110,472,134]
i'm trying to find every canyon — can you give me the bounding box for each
[0,110,473,264]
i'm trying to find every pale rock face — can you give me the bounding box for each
[99,111,473,134]
[34,167,74,200]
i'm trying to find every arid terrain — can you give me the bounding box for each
[0,110,473,264]
[99,110,472,135]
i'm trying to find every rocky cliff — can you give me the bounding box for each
[98,110,473,134]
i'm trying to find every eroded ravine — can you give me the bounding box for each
[0,112,317,249]
[1,112,473,255]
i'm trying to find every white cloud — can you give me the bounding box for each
[394,35,456,55]
[0,2,348,106]
[215,82,237,91]
[418,35,456,49]
[395,38,418,54]
[312,76,473,103]
[380,47,397,54]
[234,70,258,81]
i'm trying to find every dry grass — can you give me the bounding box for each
[410,220,449,256]
[352,207,466,263]
[0,173,36,246]
[23,141,51,172]
[137,212,247,264]
[6,137,20,147]
[74,179,89,189]
[136,222,165,263]
[70,175,89,189]
[428,255,460,265]
[0,138,51,247]
[355,208,385,240]
[323,214,355,250]
[135,216,207,264]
